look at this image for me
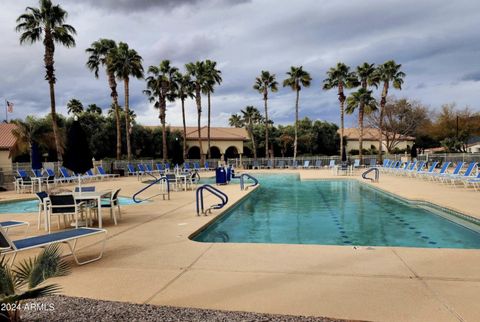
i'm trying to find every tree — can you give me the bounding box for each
[0,245,70,322]
[173,71,194,159]
[229,106,262,160]
[367,98,427,153]
[185,61,208,164]
[354,62,378,163]
[282,66,312,160]
[66,98,83,115]
[323,62,358,161]
[253,70,278,159]
[375,60,405,160]
[86,39,122,159]
[346,88,378,155]
[203,60,222,159]
[144,60,178,161]
[16,0,76,161]
[86,104,102,115]
[111,42,144,161]
[10,116,56,161]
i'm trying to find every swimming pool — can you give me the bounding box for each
[192,174,480,249]
[0,197,137,214]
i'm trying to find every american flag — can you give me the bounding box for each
[6,101,13,113]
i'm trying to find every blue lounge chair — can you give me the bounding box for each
[165,163,171,172]
[204,161,211,171]
[353,159,361,169]
[369,159,377,167]
[155,163,166,175]
[464,172,480,190]
[407,161,425,177]
[127,164,137,176]
[32,169,43,178]
[0,220,29,235]
[328,160,336,168]
[253,160,260,169]
[301,160,310,168]
[96,166,119,179]
[314,160,323,168]
[0,225,107,266]
[184,163,191,172]
[447,162,477,186]
[277,160,285,168]
[289,160,299,169]
[426,162,451,181]
[59,167,77,183]
[15,169,34,193]
[85,169,101,181]
[194,162,201,171]
[416,161,439,179]
[436,162,464,182]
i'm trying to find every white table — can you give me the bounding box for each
[72,190,112,228]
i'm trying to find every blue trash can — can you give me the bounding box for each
[215,167,227,185]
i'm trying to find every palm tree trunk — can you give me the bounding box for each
[108,71,122,160]
[181,98,187,159]
[359,105,364,164]
[124,78,132,161]
[338,83,345,161]
[44,33,62,161]
[264,92,269,159]
[207,92,211,159]
[294,89,299,160]
[249,124,257,160]
[160,101,167,162]
[378,82,389,162]
[195,85,204,165]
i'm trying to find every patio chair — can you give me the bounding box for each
[127,164,137,176]
[353,159,361,169]
[0,221,29,235]
[406,161,425,177]
[435,162,464,182]
[369,159,377,167]
[204,161,211,171]
[289,160,299,169]
[184,163,191,172]
[155,163,166,175]
[46,195,86,233]
[96,166,119,179]
[416,161,439,179]
[35,191,49,230]
[15,169,34,193]
[277,160,285,168]
[0,225,107,266]
[193,162,201,172]
[447,162,477,186]
[314,160,323,168]
[165,163,171,172]
[328,160,336,168]
[426,162,451,181]
[59,167,77,183]
[265,159,273,169]
[85,169,101,181]
[99,188,121,224]
[253,160,260,169]
[31,169,43,178]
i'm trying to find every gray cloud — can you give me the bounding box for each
[462,71,480,82]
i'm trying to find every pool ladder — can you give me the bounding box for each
[196,184,228,216]
[132,176,170,203]
[238,173,259,190]
[362,167,380,183]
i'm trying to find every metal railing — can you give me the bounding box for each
[132,176,170,203]
[239,173,259,190]
[195,184,228,216]
[362,168,379,183]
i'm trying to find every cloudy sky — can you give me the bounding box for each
[1,0,479,128]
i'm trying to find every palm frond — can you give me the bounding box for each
[0,257,15,296]
[4,284,61,303]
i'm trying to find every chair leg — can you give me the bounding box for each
[37,205,42,230]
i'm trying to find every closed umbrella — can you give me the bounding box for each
[341,145,347,162]
[63,120,93,192]
[410,143,418,159]
[31,141,42,172]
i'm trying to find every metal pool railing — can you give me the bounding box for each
[196,184,228,216]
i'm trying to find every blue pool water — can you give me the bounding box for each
[192,174,480,249]
[0,197,137,214]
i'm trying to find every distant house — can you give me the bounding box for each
[147,126,249,159]
[341,128,415,153]
[0,123,17,170]
[467,136,480,153]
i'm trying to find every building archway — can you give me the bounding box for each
[209,146,221,159]
[187,146,201,159]
[225,146,239,159]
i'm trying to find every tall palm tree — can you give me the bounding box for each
[346,88,378,156]
[253,70,278,159]
[86,104,102,115]
[16,0,76,161]
[323,63,358,161]
[203,60,222,159]
[228,114,243,128]
[10,116,55,161]
[376,60,405,161]
[185,61,208,164]
[174,71,194,159]
[86,39,122,159]
[282,66,312,160]
[66,98,83,115]
[355,62,379,163]
[111,42,144,161]
[144,60,178,161]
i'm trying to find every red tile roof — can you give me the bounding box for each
[0,123,17,149]
[146,126,249,141]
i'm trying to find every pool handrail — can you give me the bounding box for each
[196,184,228,216]
[239,173,259,190]
[132,176,170,203]
[362,167,379,183]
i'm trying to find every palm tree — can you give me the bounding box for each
[0,245,70,322]
[354,62,379,163]
[144,60,178,161]
[86,104,102,114]
[111,42,144,161]
[185,61,208,164]
[376,60,405,161]
[203,60,222,159]
[346,88,378,157]
[173,71,194,159]
[323,63,358,160]
[282,66,312,160]
[10,116,55,161]
[86,39,122,160]
[16,0,76,161]
[66,98,83,115]
[253,70,278,159]
[229,106,262,160]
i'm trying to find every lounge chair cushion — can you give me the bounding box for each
[13,228,103,250]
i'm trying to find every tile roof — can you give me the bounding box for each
[146,126,249,141]
[340,128,415,141]
[0,123,17,149]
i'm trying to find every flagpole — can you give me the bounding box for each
[4,100,7,123]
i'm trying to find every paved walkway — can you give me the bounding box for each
[2,170,479,321]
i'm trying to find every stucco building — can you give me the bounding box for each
[341,128,415,153]
[0,123,16,170]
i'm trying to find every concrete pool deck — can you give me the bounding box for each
[1,170,479,321]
